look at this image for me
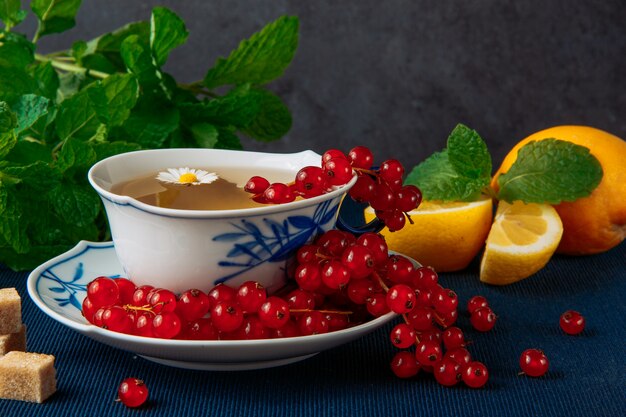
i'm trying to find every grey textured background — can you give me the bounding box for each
[23,0,626,170]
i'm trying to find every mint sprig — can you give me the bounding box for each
[406,124,492,201]
[0,2,300,270]
[406,124,603,205]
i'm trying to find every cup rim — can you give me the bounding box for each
[88,148,357,219]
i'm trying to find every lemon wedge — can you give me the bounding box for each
[364,197,493,272]
[480,201,563,285]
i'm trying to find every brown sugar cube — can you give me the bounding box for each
[0,351,56,403]
[0,288,22,334]
[0,324,27,356]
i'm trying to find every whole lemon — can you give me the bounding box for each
[492,126,626,255]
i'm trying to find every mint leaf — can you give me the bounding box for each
[102,74,139,127]
[55,137,96,173]
[0,65,37,103]
[120,34,170,98]
[81,22,150,71]
[0,184,29,253]
[0,33,34,69]
[29,61,60,100]
[496,139,603,204]
[56,82,108,141]
[0,101,17,131]
[12,94,50,134]
[150,7,188,67]
[406,150,485,201]
[49,183,100,227]
[0,0,27,29]
[31,0,82,39]
[204,16,299,88]
[190,123,218,148]
[2,161,61,191]
[405,124,491,201]
[242,88,292,141]
[179,84,262,129]
[92,141,141,161]
[447,124,492,180]
[121,99,179,148]
[4,140,52,164]
[215,126,242,150]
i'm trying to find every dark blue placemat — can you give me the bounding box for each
[1,243,625,417]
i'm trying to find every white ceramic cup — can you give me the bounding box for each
[87,149,356,294]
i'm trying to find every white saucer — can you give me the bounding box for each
[27,241,398,371]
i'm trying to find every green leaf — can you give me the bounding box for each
[55,82,108,141]
[179,84,262,128]
[31,0,82,39]
[2,160,61,191]
[204,15,299,89]
[102,74,139,127]
[405,150,484,201]
[447,123,492,180]
[215,126,242,150]
[55,137,96,173]
[0,184,29,253]
[496,139,603,204]
[57,71,84,102]
[149,7,188,67]
[0,65,37,103]
[92,140,140,161]
[0,0,27,29]
[0,33,34,69]
[190,123,218,148]
[0,101,17,131]
[4,140,52,164]
[120,34,170,98]
[243,88,292,141]
[49,183,100,227]
[29,61,60,100]
[12,94,50,134]
[121,99,179,148]
[80,21,150,71]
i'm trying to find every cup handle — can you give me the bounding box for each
[336,195,385,235]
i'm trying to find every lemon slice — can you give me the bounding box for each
[480,201,563,285]
[364,197,493,272]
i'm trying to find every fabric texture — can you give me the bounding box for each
[0,243,624,417]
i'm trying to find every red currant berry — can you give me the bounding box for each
[81,296,98,324]
[316,229,354,256]
[264,182,296,204]
[442,326,466,350]
[285,289,316,310]
[298,311,330,335]
[366,293,391,317]
[114,278,136,305]
[131,285,154,306]
[444,347,472,366]
[395,185,422,212]
[152,311,182,339]
[467,295,489,314]
[349,174,376,202]
[322,149,348,164]
[470,306,497,332]
[390,351,420,378]
[87,276,120,308]
[386,284,416,314]
[323,157,354,186]
[347,145,374,169]
[211,301,244,333]
[520,349,549,377]
[207,283,237,308]
[294,262,323,292]
[270,320,301,338]
[434,357,462,387]
[462,361,489,388]
[229,316,270,340]
[415,340,442,366]
[346,279,375,305]
[148,288,177,313]
[296,244,319,263]
[176,289,210,322]
[258,297,291,329]
[559,310,585,335]
[101,306,133,334]
[236,281,267,313]
[320,260,351,289]
[432,288,459,314]
[369,183,396,211]
[380,209,406,232]
[379,159,404,183]
[390,323,417,349]
[179,318,218,340]
[117,378,148,408]
[295,166,327,197]
[385,255,416,284]
[244,176,270,194]
[412,266,439,290]
[133,313,154,337]
[340,245,375,279]
[405,306,434,332]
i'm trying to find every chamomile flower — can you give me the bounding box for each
[156,167,218,186]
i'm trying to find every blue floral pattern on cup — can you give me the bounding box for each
[213,199,339,284]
